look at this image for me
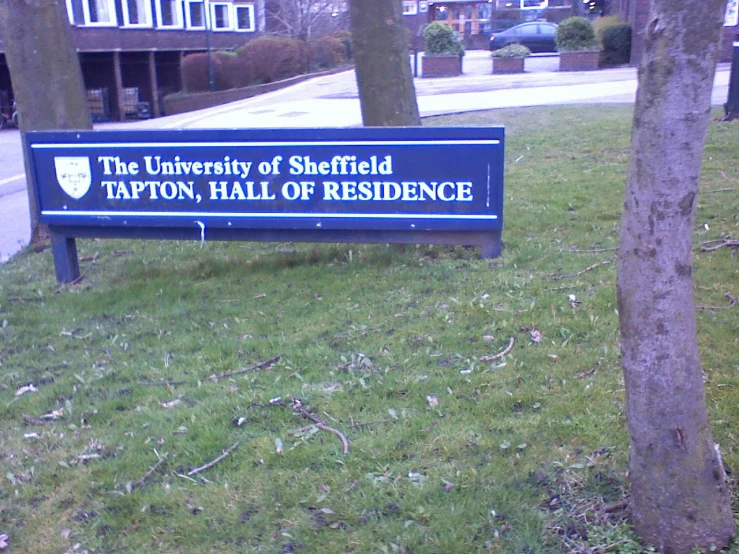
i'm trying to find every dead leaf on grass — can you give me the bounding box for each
[160,398,182,409]
[426,395,439,408]
[530,329,543,343]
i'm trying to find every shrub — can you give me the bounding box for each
[491,44,531,58]
[309,37,347,69]
[329,30,353,60]
[182,53,212,93]
[237,36,308,84]
[592,14,621,45]
[555,17,598,52]
[423,22,464,56]
[599,23,631,66]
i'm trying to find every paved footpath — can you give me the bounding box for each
[0,51,731,262]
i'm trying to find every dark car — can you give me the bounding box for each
[489,22,558,53]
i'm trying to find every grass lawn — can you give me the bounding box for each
[0,105,737,554]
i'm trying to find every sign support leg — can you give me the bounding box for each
[480,232,501,259]
[50,232,80,283]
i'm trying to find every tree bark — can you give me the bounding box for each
[348,0,420,126]
[617,1,736,552]
[0,0,92,243]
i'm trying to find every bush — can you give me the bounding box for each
[309,37,347,69]
[491,44,531,58]
[592,15,621,45]
[600,23,631,66]
[555,17,598,52]
[329,30,353,60]
[423,22,464,56]
[237,36,308,84]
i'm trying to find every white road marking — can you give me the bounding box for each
[0,174,24,187]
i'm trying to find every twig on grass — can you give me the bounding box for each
[567,247,618,253]
[187,441,240,477]
[208,354,282,382]
[138,380,187,387]
[546,256,615,281]
[704,188,734,193]
[254,398,350,455]
[697,293,737,311]
[603,498,629,513]
[54,252,99,293]
[22,415,48,426]
[131,452,169,491]
[481,337,515,362]
[699,238,738,252]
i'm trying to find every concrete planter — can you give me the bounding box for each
[559,50,600,71]
[422,55,463,78]
[492,57,525,74]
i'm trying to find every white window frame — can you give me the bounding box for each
[80,0,118,26]
[403,1,418,15]
[185,0,206,29]
[155,0,184,29]
[234,3,255,32]
[122,0,154,27]
[65,0,76,24]
[210,1,233,31]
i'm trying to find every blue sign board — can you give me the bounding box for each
[26,127,505,282]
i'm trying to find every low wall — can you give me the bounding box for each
[163,66,351,116]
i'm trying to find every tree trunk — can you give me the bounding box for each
[348,0,420,126]
[617,1,736,552]
[0,0,92,244]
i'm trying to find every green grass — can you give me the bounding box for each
[1,106,737,554]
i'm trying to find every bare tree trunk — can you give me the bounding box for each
[617,1,736,552]
[348,0,420,126]
[0,0,92,244]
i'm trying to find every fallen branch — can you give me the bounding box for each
[138,380,187,387]
[22,415,48,426]
[255,398,350,455]
[704,188,734,193]
[603,498,629,513]
[546,257,615,281]
[208,354,282,382]
[188,441,240,477]
[54,252,100,293]
[697,293,737,311]
[700,238,739,252]
[132,452,169,491]
[568,247,618,253]
[481,337,515,362]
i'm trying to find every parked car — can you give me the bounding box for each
[489,22,558,53]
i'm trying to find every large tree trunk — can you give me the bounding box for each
[348,0,420,126]
[617,1,736,552]
[0,0,92,244]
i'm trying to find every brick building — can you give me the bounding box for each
[615,0,738,65]
[0,0,265,121]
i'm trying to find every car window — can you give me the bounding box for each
[517,24,538,35]
[539,24,556,36]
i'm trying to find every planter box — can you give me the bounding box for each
[492,57,525,74]
[422,55,463,78]
[559,50,600,72]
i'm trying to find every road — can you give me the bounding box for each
[0,51,732,262]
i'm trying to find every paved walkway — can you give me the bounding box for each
[0,51,732,262]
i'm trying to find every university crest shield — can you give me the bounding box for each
[54,157,92,199]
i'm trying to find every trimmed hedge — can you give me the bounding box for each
[182,33,352,94]
[423,21,464,56]
[600,24,632,66]
[555,17,599,52]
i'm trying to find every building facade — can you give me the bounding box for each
[0,0,265,121]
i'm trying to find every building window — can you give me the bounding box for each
[122,0,153,26]
[235,4,255,31]
[496,0,549,9]
[65,0,86,25]
[156,0,184,28]
[211,2,232,30]
[81,0,117,25]
[403,1,417,15]
[419,1,428,13]
[186,0,205,28]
